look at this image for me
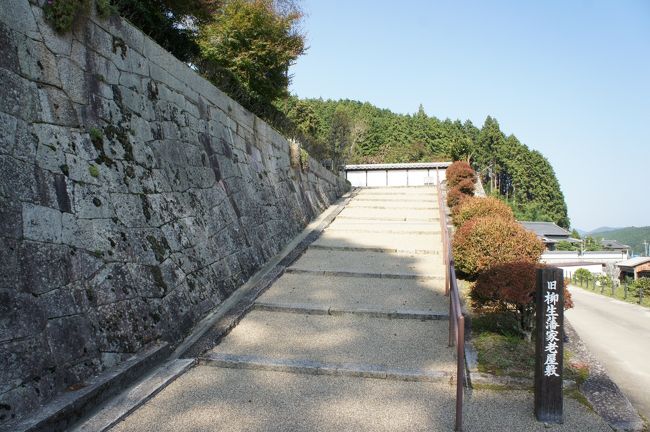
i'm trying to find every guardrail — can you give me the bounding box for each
[435,174,465,432]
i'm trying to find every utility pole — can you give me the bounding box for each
[644,240,649,257]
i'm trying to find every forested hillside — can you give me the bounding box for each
[594,227,650,256]
[278,97,569,228]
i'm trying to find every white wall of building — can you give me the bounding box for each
[541,251,627,267]
[387,170,408,186]
[345,163,450,187]
[559,264,604,278]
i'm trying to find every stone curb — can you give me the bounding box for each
[470,372,577,391]
[284,268,445,281]
[0,343,170,432]
[69,359,195,432]
[564,321,645,431]
[308,244,440,255]
[252,301,449,321]
[175,190,359,360]
[199,353,453,383]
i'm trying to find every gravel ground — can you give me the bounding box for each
[110,367,612,432]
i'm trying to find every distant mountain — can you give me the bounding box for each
[589,226,622,235]
[586,226,650,256]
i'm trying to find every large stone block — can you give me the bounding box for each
[0,0,40,39]
[0,68,39,122]
[22,203,62,243]
[0,290,47,343]
[45,314,98,366]
[19,241,75,294]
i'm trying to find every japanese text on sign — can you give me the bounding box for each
[543,280,560,377]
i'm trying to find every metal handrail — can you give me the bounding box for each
[435,172,465,432]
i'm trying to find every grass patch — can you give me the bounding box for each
[473,330,535,378]
[564,387,593,410]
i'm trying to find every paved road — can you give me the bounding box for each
[566,286,650,419]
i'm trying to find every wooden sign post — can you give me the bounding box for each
[535,267,564,423]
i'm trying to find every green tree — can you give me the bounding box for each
[556,240,580,251]
[328,107,352,170]
[198,0,305,102]
[574,268,593,282]
[113,0,221,62]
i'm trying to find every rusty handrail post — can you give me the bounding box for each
[436,177,464,431]
[456,314,465,431]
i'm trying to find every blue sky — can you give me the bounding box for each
[288,0,650,231]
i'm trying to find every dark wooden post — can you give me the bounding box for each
[535,267,564,424]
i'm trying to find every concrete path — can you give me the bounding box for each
[111,186,458,430]
[104,187,612,431]
[566,285,650,419]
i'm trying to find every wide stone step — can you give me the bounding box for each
[355,187,438,195]
[109,366,457,432]
[350,194,438,203]
[289,248,445,278]
[201,353,451,382]
[347,199,438,209]
[210,310,454,372]
[338,207,437,221]
[326,219,441,234]
[257,272,447,313]
[313,230,441,254]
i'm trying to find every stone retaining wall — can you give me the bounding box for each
[0,1,348,424]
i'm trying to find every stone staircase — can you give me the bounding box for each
[109,187,459,431]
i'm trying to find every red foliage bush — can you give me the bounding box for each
[472,262,573,336]
[446,161,476,188]
[446,187,467,209]
[452,216,545,279]
[452,196,514,227]
[472,261,538,308]
[455,178,476,195]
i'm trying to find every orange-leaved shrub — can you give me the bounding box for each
[471,262,573,338]
[452,196,514,227]
[446,187,468,209]
[452,216,545,279]
[454,178,476,195]
[446,161,476,188]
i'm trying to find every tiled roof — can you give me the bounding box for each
[520,221,570,237]
[617,257,650,267]
[601,239,630,249]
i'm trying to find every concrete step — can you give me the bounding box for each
[338,207,437,221]
[346,199,438,209]
[288,248,445,278]
[201,353,451,382]
[210,309,455,373]
[326,219,441,234]
[352,195,438,202]
[253,302,448,321]
[355,187,438,196]
[109,366,458,432]
[313,230,441,254]
[256,272,447,313]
